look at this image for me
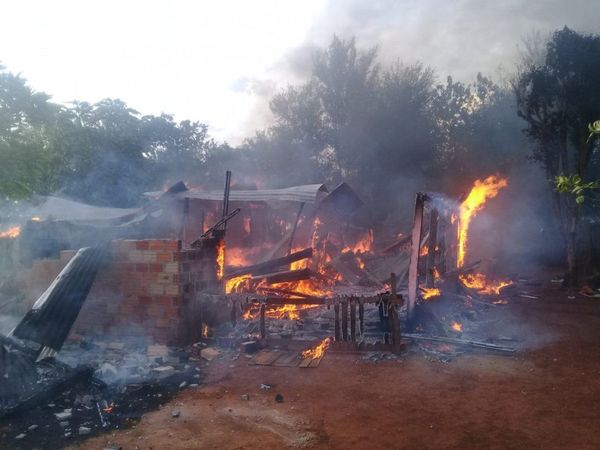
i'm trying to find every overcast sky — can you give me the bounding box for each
[0,0,598,144]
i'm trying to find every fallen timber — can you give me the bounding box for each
[225,247,313,279]
[250,267,312,284]
[402,333,516,353]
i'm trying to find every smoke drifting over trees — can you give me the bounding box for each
[0,25,599,275]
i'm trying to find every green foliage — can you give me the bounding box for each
[0,65,220,206]
[555,174,600,204]
[588,120,600,143]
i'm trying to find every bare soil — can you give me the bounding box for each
[76,284,600,450]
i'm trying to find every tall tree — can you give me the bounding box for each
[514,27,600,284]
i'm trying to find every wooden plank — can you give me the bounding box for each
[308,355,324,368]
[403,333,516,353]
[249,350,285,365]
[226,248,313,278]
[272,351,302,367]
[299,356,313,368]
[425,208,439,288]
[407,193,425,330]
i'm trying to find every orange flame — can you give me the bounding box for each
[420,246,429,257]
[459,273,512,295]
[225,274,251,294]
[457,176,507,267]
[0,226,21,239]
[451,321,463,332]
[301,337,330,359]
[226,247,251,267]
[421,287,441,300]
[216,239,225,280]
[342,229,373,254]
[241,303,319,321]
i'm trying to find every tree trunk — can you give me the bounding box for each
[565,215,578,287]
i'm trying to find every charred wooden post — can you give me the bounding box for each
[389,304,401,354]
[425,208,439,288]
[438,218,447,274]
[389,273,401,353]
[259,304,266,339]
[350,298,356,342]
[230,299,237,326]
[341,300,348,341]
[287,202,305,255]
[221,170,232,231]
[334,302,341,341]
[358,300,364,336]
[407,192,425,331]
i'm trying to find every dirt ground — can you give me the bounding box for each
[76,284,600,450]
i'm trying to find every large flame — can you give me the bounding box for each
[457,176,507,267]
[459,273,512,295]
[0,226,21,239]
[226,274,251,293]
[216,239,225,280]
[301,337,330,359]
[421,287,441,300]
[451,321,463,332]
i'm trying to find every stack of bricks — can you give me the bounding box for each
[68,238,222,345]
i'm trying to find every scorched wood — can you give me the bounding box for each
[225,247,313,278]
[250,268,312,284]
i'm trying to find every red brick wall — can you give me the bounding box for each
[62,238,220,345]
[22,238,222,345]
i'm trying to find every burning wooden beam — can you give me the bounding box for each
[225,247,313,279]
[250,268,312,284]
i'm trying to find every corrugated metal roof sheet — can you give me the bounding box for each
[28,196,139,224]
[144,184,329,204]
[11,245,108,351]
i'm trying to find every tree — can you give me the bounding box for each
[0,65,62,199]
[514,27,600,284]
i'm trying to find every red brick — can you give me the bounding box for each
[156,252,173,263]
[148,263,163,273]
[136,240,150,250]
[135,263,148,272]
[148,240,166,250]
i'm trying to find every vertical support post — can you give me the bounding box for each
[350,298,356,342]
[341,300,348,341]
[389,272,401,353]
[259,303,266,340]
[438,218,447,275]
[407,193,425,331]
[230,299,237,327]
[221,170,232,228]
[425,209,439,288]
[334,302,340,341]
[389,304,401,354]
[358,300,364,336]
[287,202,305,255]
